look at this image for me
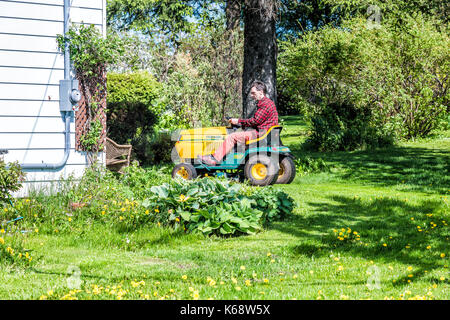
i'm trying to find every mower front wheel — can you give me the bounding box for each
[172,163,197,180]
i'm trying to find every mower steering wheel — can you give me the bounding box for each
[224,117,241,129]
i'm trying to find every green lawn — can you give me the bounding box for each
[1,116,449,300]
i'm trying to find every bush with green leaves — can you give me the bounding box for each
[120,162,171,198]
[305,102,394,151]
[240,184,296,224]
[57,24,124,154]
[293,156,330,176]
[141,178,295,236]
[0,160,25,204]
[109,24,243,130]
[278,14,449,150]
[106,71,162,165]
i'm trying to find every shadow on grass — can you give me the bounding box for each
[288,144,449,195]
[273,194,450,285]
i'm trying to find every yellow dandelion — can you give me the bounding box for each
[182,275,187,280]
[240,265,246,270]
[440,253,446,258]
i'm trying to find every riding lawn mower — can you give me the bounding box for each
[171,119,296,186]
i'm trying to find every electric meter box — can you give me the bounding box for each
[59,79,81,112]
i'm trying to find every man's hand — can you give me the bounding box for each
[229,118,239,125]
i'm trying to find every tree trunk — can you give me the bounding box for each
[242,0,277,118]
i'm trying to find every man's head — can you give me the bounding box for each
[250,81,267,101]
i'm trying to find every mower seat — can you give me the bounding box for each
[246,125,283,147]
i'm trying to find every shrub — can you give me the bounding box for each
[110,25,243,129]
[306,102,393,151]
[294,156,330,175]
[144,131,174,164]
[141,178,296,236]
[107,71,161,165]
[120,162,171,198]
[241,185,296,224]
[278,14,449,149]
[0,160,25,204]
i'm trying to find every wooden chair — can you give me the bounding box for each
[105,137,132,173]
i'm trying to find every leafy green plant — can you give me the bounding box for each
[0,160,25,204]
[57,25,124,155]
[241,185,296,224]
[141,178,295,236]
[0,233,34,267]
[278,14,449,149]
[294,156,329,176]
[107,72,170,165]
[79,118,104,152]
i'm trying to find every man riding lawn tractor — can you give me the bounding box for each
[171,81,296,186]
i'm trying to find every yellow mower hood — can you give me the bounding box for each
[175,126,227,159]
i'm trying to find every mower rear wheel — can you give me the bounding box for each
[244,154,278,186]
[276,156,296,184]
[172,163,197,180]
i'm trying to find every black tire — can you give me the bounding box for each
[276,156,296,184]
[172,163,197,180]
[244,154,279,186]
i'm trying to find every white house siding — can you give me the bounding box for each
[0,0,107,196]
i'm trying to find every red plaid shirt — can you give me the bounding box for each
[238,96,278,136]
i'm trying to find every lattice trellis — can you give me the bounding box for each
[75,83,107,151]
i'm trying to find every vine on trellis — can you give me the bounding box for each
[57,25,123,162]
